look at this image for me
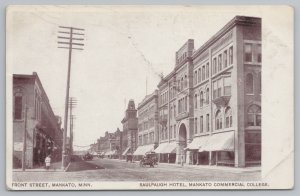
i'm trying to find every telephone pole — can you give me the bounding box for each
[58,26,84,169]
[69,97,77,155]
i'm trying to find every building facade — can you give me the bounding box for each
[121,100,138,157]
[97,129,122,158]
[133,90,159,159]
[156,16,261,167]
[13,72,63,169]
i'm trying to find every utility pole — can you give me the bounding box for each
[69,97,77,155]
[58,26,84,169]
[22,104,28,171]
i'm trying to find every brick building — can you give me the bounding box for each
[155,16,261,167]
[13,72,63,169]
[133,90,159,159]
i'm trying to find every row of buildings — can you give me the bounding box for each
[13,72,64,168]
[93,15,261,167]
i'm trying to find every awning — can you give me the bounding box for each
[154,143,169,153]
[186,136,210,151]
[161,142,177,154]
[202,131,234,151]
[154,142,177,154]
[122,147,131,156]
[133,144,154,156]
[105,150,117,155]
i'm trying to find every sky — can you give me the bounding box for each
[7,5,263,149]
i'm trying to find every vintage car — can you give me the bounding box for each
[82,152,93,161]
[139,153,158,167]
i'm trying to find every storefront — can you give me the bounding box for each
[154,142,177,163]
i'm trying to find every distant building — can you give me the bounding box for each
[133,90,159,159]
[13,72,63,169]
[156,16,261,167]
[96,129,122,158]
[121,100,138,158]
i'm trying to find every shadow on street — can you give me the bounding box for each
[67,155,104,172]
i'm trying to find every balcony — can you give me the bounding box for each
[212,86,231,107]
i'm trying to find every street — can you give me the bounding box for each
[13,157,260,182]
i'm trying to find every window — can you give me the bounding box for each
[200,116,203,133]
[206,63,209,78]
[244,44,252,62]
[184,75,187,88]
[174,105,176,117]
[225,107,233,128]
[247,105,261,126]
[218,54,222,71]
[206,114,210,132]
[194,71,197,85]
[194,94,198,108]
[257,44,261,63]
[14,93,23,120]
[170,126,173,139]
[258,72,261,94]
[202,65,205,80]
[200,91,204,107]
[170,106,173,119]
[229,46,233,65]
[198,68,201,82]
[195,118,198,134]
[213,58,217,74]
[246,73,254,94]
[224,77,232,96]
[215,110,222,130]
[139,135,142,145]
[206,88,210,104]
[223,50,228,68]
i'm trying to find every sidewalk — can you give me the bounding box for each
[101,157,260,173]
[13,161,65,172]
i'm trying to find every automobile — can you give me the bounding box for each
[82,152,93,161]
[139,155,156,168]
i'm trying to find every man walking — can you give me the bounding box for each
[45,155,51,170]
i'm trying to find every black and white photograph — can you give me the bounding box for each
[6,5,293,190]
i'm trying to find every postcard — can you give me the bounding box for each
[6,5,294,190]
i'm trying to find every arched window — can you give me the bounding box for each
[215,110,222,130]
[14,92,23,120]
[200,91,204,107]
[206,88,209,104]
[194,94,198,108]
[225,107,233,128]
[246,73,254,94]
[247,105,261,126]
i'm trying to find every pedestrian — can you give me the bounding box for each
[45,155,51,170]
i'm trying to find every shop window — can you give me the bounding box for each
[246,73,254,94]
[225,107,233,128]
[247,105,261,126]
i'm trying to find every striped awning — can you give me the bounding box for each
[133,144,154,156]
[186,136,210,151]
[202,131,234,151]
